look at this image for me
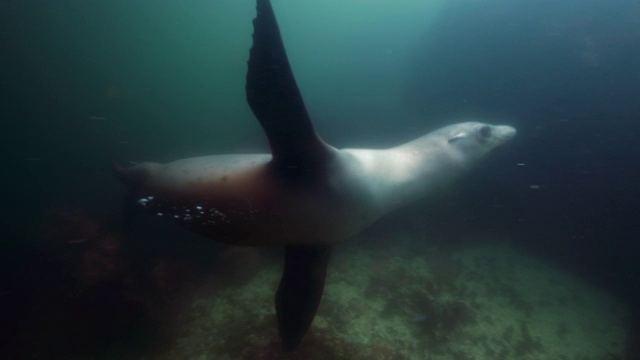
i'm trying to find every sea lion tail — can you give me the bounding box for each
[111,158,145,229]
[111,158,128,183]
[111,158,149,190]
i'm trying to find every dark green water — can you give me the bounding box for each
[1,0,639,358]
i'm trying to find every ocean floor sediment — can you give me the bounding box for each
[160,235,629,360]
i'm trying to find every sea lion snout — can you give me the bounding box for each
[493,125,517,143]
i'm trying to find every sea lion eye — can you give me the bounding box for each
[479,125,492,138]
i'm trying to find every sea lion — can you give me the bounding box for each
[114,0,516,350]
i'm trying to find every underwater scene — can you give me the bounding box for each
[1,0,639,359]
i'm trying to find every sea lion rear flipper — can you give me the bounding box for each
[276,245,332,350]
[112,159,140,229]
[247,0,333,168]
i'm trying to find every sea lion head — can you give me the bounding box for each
[443,121,516,162]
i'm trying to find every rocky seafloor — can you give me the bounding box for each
[157,233,629,360]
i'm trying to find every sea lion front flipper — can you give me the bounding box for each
[276,245,333,350]
[246,0,332,169]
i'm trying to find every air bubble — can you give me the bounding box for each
[137,199,148,207]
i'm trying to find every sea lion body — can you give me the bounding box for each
[123,151,375,246]
[119,122,515,247]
